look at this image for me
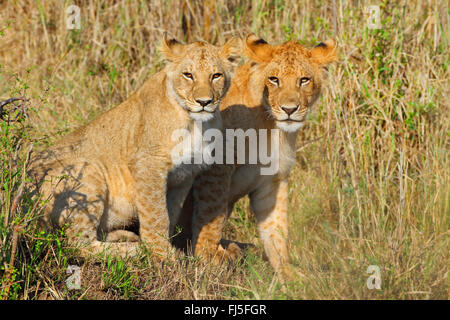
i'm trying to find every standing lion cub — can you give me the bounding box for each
[29,35,240,259]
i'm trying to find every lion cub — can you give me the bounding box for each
[177,34,337,278]
[29,35,240,259]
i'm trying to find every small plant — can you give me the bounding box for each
[102,257,138,299]
[0,92,69,300]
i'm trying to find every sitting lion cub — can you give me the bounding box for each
[29,35,240,259]
[176,34,337,278]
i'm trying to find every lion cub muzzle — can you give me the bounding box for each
[191,85,217,113]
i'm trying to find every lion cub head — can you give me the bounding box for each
[161,35,241,122]
[245,34,337,132]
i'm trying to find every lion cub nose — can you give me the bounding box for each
[195,98,213,107]
[281,105,298,115]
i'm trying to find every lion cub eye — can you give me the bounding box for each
[268,76,279,85]
[212,73,222,80]
[183,72,193,80]
[299,77,311,86]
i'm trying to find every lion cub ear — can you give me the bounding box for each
[310,39,338,65]
[244,34,274,63]
[160,33,185,62]
[220,37,243,65]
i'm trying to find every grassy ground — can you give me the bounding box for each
[0,0,448,299]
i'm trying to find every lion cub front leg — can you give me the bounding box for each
[192,166,241,263]
[250,179,295,279]
[132,165,172,261]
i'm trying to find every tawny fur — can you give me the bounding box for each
[175,35,337,278]
[29,35,241,259]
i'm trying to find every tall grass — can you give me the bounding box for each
[0,0,448,299]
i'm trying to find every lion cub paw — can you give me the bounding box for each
[276,264,305,283]
[213,242,242,263]
[195,241,243,264]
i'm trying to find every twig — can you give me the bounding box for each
[2,225,19,300]
[0,97,28,123]
[0,97,22,109]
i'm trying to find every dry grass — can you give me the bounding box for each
[0,0,448,299]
